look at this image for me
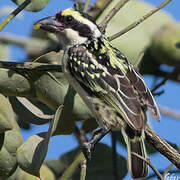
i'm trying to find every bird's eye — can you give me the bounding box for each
[65,16,73,23]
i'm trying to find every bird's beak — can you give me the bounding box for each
[33,16,64,33]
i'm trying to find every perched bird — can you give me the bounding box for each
[34,8,160,179]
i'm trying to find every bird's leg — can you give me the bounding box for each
[81,128,110,160]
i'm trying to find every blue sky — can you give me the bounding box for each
[0,0,180,179]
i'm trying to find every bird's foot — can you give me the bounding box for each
[81,142,94,161]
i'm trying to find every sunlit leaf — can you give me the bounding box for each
[11,0,50,12]
[151,23,180,66]
[0,123,23,178]
[0,94,17,133]
[18,165,55,180]
[97,0,173,64]
[17,106,63,177]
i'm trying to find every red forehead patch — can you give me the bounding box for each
[56,10,63,16]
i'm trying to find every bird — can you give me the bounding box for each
[34,8,160,179]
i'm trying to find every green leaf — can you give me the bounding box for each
[85,143,127,180]
[53,85,95,135]
[17,106,63,177]
[48,143,127,179]
[45,159,65,178]
[0,143,17,179]
[11,0,50,12]
[150,23,180,66]
[0,95,23,178]
[97,0,173,64]
[0,94,15,132]
[0,42,9,60]
[0,128,23,178]
[18,165,55,180]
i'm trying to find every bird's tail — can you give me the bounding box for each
[122,127,148,179]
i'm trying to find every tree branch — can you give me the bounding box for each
[163,163,174,178]
[59,152,85,180]
[159,105,180,120]
[108,0,172,41]
[0,0,31,31]
[98,0,129,33]
[80,159,87,180]
[145,126,180,169]
[0,61,62,72]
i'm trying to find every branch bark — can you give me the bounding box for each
[145,125,180,169]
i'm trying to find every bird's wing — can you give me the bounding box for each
[67,46,160,130]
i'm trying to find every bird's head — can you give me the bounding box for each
[34,8,101,49]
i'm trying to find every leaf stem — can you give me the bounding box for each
[59,152,85,180]
[80,159,87,180]
[0,0,31,31]
[99,0,129,33]
[108,0,172,41]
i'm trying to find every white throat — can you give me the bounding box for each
[57,28,88,49]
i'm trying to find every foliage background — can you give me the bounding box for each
[0,0,180,179]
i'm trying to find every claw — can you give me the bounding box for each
[81,142,94,160]
[80,128,110,160]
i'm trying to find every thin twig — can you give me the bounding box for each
[111,131,119,180]
[98,0,129,33]
[80,159,87,180]
[145,125,180,169]
[152,90,164,97]
[151,67,180,94]
[59,152,85,180]
[0,61,62,72]
[159,105,180,120]
[151,77,168,94]
[74,0,84,11]
[108,0,171,41]
[134,52,144,69]
[83,0,90,13]
[88,0,112,20]
[0,0,31,31]
[131,152,163,180]
[147,170,180,179]
[73,125,88,145]
[163,163,174,178]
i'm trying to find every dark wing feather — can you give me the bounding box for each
[67,45,152,130]
[126,67,160,121]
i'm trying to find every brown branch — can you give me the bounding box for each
[131,152,163,180]
[88,0,112,20]
[80,159,87,180]
[134,52,145,69]
[0,61,62,72]
[163,164,174,178]
[145,125,180,170]
[108,0,172,41]
[159,105,180,119]
[98,0,129,33]
[151,77,168,94]
[73,126,88,145]
[151,67,180,95]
